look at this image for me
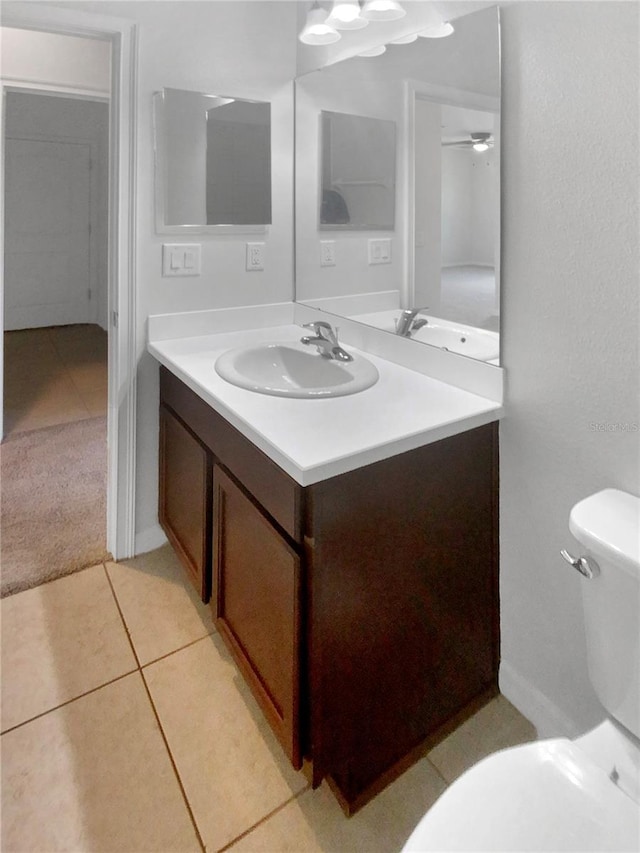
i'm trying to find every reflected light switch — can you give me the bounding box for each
[321,241,336,267]
[368,238,391,265]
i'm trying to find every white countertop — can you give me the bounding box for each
[149,323,502,486]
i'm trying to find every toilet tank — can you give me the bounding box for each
[569,489,640,739]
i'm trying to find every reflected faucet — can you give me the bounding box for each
[395,308,429,337]
[300,321,353,362]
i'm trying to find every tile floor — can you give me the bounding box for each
[1,545,537,853]
[3,324,107,437]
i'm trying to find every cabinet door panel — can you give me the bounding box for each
[213,466,302,768]
[159,404,211,601]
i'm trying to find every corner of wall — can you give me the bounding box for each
[499,659,584,740]
[134,523,167,557]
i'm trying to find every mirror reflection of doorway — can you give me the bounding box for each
[2,85,111,596]
[414,98,499,332]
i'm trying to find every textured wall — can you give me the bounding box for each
[499,1,639,735]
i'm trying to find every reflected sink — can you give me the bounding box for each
[215,341,379,398]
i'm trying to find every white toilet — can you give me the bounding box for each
[403,488,640,852]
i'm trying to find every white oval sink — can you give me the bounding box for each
[215,341,379,398]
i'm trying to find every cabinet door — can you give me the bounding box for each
[159,404,212,602]
[213,465,302,769]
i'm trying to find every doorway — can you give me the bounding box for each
[2,89,111,595]
[0,8,138,580]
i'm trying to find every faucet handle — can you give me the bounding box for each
[302,320,337,342]
[303,320,333,332]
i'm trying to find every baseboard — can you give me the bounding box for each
[134,523,167,556]
[499,659,581,740]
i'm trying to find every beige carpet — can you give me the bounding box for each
[1,416,111,597]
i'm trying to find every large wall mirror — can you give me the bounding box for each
[154,87,272,233]
[295,6,501,364]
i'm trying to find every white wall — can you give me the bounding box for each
[442,147,496,268]
[3,91,110,329]
[499,1,639,737]
[0,27,111,96]
[470,148,496,266]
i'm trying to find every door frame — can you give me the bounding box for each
[1,5,138,560]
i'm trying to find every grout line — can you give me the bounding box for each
[216,784,312,853]
[425,755,450,788]
[102,563,142,669]
[138,667,207,853]
[102,563,207,853]
[0,669,137,736]
[140,629,218,670]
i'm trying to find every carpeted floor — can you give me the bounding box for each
[0,415,111,597]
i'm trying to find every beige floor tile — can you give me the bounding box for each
[228,758,446,853]
[48,323,107,349]
[4,324,107,436]
[66,361,108,394]
[4,369,80,405]
[4,328,58,360]
[144,634,308,851]
[1,565,137,732]
[49,323,108,360]
[56,340,108,366]
[1,672,201,853]
[106,546,214,666]
[4,400,92,436]
[80,387,108,416]
[427,694,537,783]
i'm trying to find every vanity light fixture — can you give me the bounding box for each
[390,32,418,44]
[418,19,455,38]
[299,1,341,44]
[357,44,387,56]
[327,0,368,30]
[361,0,406,22]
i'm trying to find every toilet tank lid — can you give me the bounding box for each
[570,489,640,577]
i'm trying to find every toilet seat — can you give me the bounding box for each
[402,738,640,852]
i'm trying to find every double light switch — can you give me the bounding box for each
[162,244,201,277]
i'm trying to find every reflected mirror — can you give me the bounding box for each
[295,6,501,364]
[320,110,396,229]
[154,87,271,232]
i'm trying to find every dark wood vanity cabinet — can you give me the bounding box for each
[158,403,212,602]
[158,365,499,812]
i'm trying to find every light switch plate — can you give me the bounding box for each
[162,243,201,276]
[368,238,392,265]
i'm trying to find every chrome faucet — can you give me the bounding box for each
[300,321,353,362]
[395,307,429,337]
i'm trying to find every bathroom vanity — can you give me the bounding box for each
[152,321,501,813]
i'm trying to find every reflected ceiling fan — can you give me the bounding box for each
[442,132,494,152]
